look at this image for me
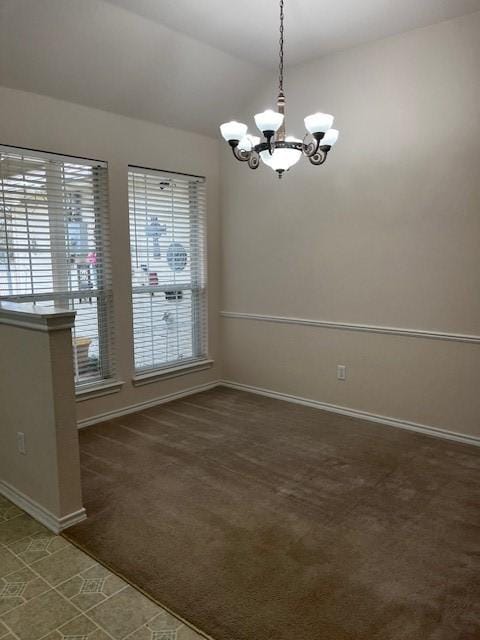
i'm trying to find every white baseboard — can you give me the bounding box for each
[76,376,480,447]
[219,380,480,448]
[77,380,221,429]
[0,480,87,534]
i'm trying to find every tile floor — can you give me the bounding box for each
[0,495,205,640]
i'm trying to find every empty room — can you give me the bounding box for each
[0,1,479,639]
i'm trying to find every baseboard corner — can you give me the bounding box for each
[0,479,86,534]
[219,380,480,448]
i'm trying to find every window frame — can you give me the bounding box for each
[128,165,210,382]
[0,144,118,393]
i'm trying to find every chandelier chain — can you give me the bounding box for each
[278,0,284,95]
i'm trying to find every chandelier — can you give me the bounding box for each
[219,0,339,178]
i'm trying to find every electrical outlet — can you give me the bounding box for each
[17,432,26,455]
[337,365,346,381]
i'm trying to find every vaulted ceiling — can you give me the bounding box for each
[106,0,480,66]
[1,0,479,137]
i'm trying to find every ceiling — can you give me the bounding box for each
[0,0,479,137]
[0,0,265,137]
[106,0,480,66]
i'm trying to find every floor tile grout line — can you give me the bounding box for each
[121,608,183,640]
[0,512,159,640]
[47,565,119,592]
[51,580,155,640]
[35,611,90,640]
[3,537,86,580]
[0,571,52,609]
[0,527,56,550]
[27,542,98,570]
[2,532,122,640]
[62,533,214,640]
[28,565,127,640]
[1,545,92,639]
[4,534,139,611]
[0,512,25,525]
[0,625,11,640]
[7,540,72,564]
[2,557,184,640]
[0,615,23,640]
[1,542,99,609]
[51,588,118,640]
[55,580,129,605]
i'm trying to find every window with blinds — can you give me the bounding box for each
[128,166,207,374]
[0,146,114,387]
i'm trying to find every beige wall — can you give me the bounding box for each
[0,86,222,423]
[221,13,480,437]
[1,13,479,440]
[0,307,83,524]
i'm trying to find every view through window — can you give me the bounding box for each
[0,146,114,386]
[128,167,207,373]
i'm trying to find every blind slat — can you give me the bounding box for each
[0,146,115,387]
[128,167,207,373]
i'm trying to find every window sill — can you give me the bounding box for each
[132,359,214,387]
[76,379,125,402]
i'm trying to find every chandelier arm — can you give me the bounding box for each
[231,146,251,162]
[308,149,329,166]
[248,151,260,170]
[302,135,321,158]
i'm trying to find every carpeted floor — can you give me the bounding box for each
[65,387,480,640]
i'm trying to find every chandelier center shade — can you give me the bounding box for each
[219,0,339,178]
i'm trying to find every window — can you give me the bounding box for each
[0,146,114,387]
[128,167,207,374]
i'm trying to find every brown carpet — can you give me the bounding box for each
[65,387,480,640]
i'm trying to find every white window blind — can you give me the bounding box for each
[128,166,207,374]
[0,146,114,387]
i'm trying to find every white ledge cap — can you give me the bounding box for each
[0,301,76,332]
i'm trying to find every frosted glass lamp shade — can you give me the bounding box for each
[322,129,339,147]
[238,135,261,151]
[237,136,252,151]
[304,112,334,135]
[220,121,248,142]
[254,110,284,134]
[260,137,302,172]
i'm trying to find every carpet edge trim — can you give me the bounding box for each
[61,531,217,640]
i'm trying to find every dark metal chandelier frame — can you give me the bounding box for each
[220,0,339,178]
[230,138,329,170]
